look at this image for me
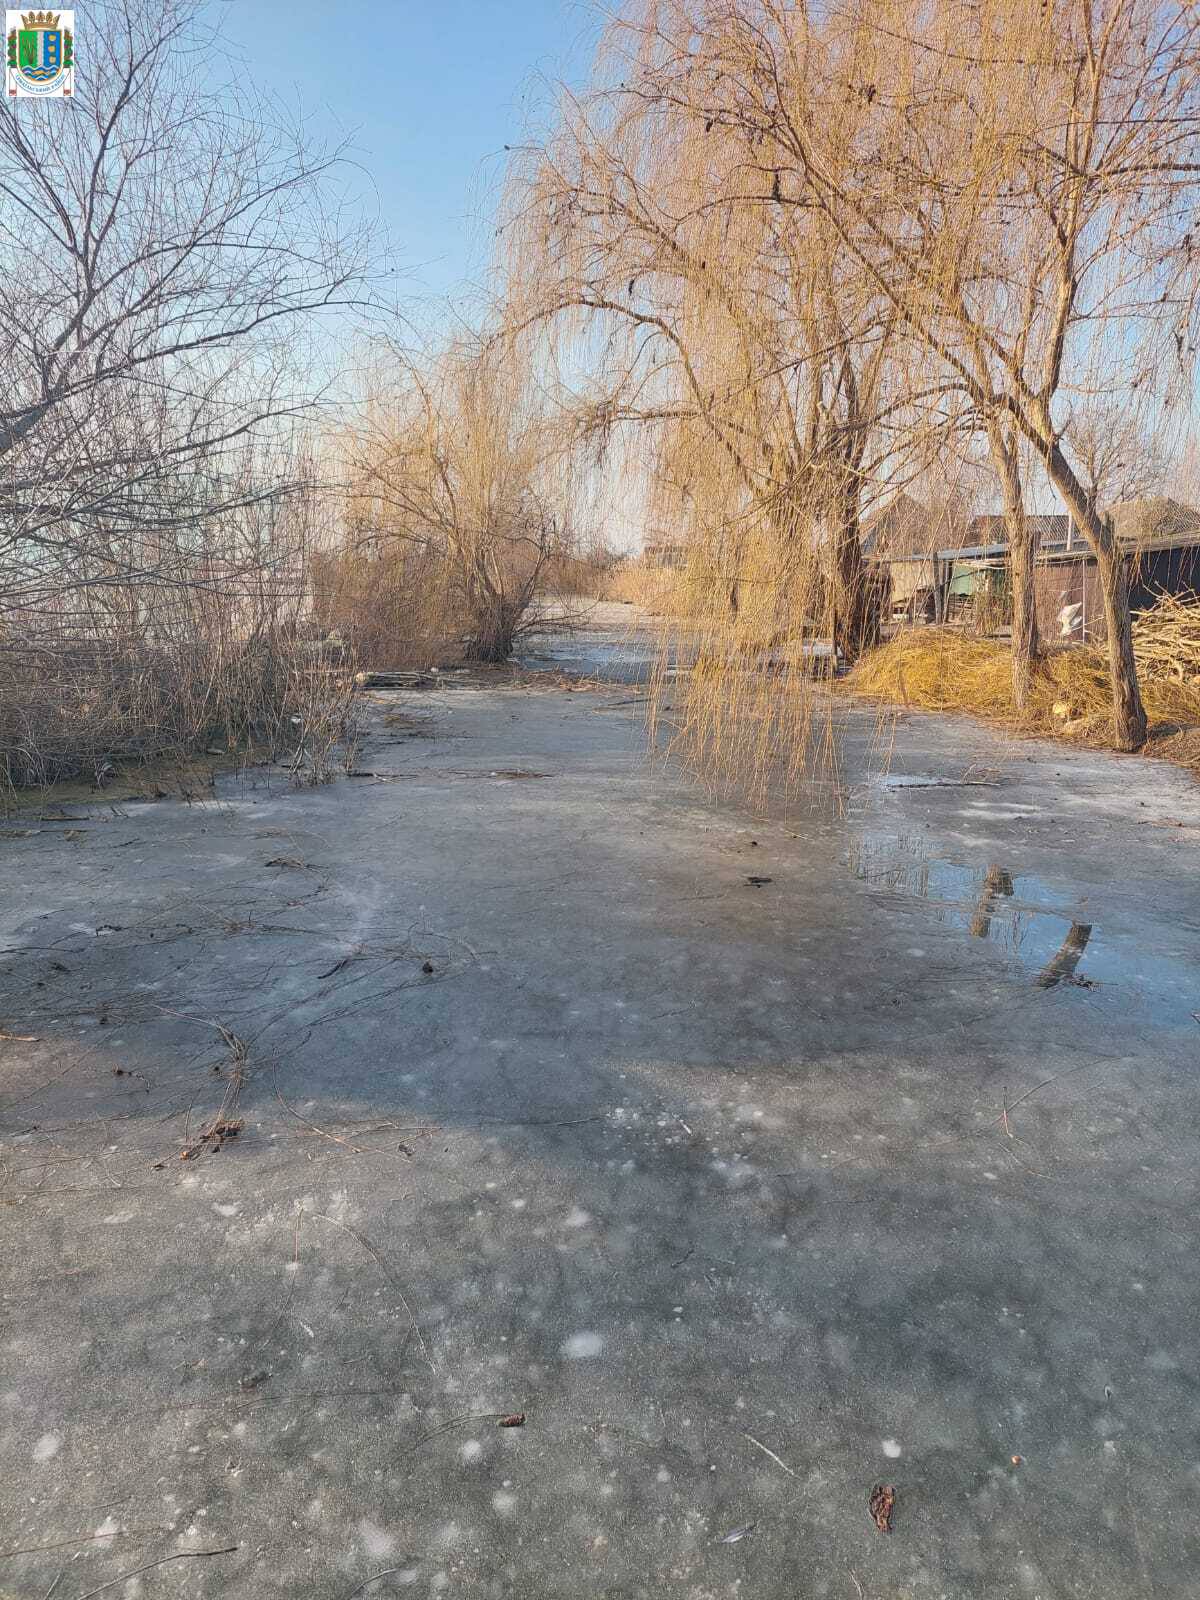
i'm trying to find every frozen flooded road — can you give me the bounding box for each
[2,616,1199,1599]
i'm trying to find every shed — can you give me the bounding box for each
[1034,499,1200,641]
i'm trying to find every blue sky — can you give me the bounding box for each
[218,1,598,303]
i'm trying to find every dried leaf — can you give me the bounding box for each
[869,1483,895,1534]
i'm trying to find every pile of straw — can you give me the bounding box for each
[849,599,1200,747]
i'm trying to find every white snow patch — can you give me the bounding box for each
[94,1515,120,1547]
[882,1438,902,1458]
[561,1331,604,1359]
[564,1208,590,1228]
[32,1432,60,1462]
[460,1440,483,1464]
[358,1518,396,1559]
[212,1203,239,1218]
[492,1491,517,1516]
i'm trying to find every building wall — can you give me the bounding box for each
[1129,545,1200,609]
[1036,544,1200,643]
[888,557,937,604]
[1035,559,1107,642]
[643,542,688,571]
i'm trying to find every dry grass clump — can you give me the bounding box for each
[0,632,358,798]
[601,561,685,613]
[849,602,1200,760]
[850,629,1017,716]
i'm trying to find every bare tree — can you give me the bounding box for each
[1066,404,1169,509]
[342,333,576,663]
[505,16,910,661]
[0,0,369,628]
[0,0,371,788]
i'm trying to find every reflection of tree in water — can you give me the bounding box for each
[850,843,1094,982]
[848,835,932,896]
[1035,922,1093,988]
[968,865,1014,939]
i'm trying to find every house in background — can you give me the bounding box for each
[866,496,1200,639]
[1034,498,1200,640]
[942,515,1080,626]
[642,535,688,570]
[861,492,976,623]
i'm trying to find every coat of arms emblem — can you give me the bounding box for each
[6,8,73,97]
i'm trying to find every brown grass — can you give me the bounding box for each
[0,632,358,801]
[848,602,1200,770]
[600,560,686,614]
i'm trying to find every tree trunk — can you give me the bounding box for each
[1008,530,1039,708]
[464,604,518,663]
[987,424,1038,709]
[830,484,874,665]
[1043,442,1147,750]
[1094,543,1145,749]
[458,548,524,664]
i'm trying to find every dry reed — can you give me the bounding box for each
[0,631,358,798]
[601,560,686,614]
[0,485,360,800]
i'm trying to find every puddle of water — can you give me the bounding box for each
[846,832,1105,986]
[848,831,1196,1024]
[518,624,689,686]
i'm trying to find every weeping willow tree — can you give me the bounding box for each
[338,333,580,664]
[507,0,1200,766]
[674,0,1200,748]
[504,3,932,796]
